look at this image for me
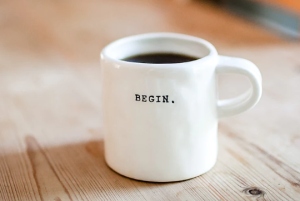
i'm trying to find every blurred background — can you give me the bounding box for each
[0,0,299,103]
[218,0,299,38]
[1,0,299,64]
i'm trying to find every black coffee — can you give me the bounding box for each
[122,53,199,64]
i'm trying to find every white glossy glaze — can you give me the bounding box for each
[100,33,262,182]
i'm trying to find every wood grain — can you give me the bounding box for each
[0,0,299,200]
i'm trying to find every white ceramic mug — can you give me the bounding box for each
[100,33,262,182]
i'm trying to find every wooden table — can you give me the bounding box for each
[0,0,299,200]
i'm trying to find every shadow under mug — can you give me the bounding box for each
[100,33,262,182]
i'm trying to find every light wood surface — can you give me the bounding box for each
[0,0,300,200]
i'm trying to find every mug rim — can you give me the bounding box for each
[101,32,218,67]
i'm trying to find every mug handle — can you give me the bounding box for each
[216,55,262,118]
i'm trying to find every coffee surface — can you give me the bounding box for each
[123,53,199,64]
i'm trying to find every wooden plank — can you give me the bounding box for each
[0,0,299,200]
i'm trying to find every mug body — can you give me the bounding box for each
[101,33,219,182]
